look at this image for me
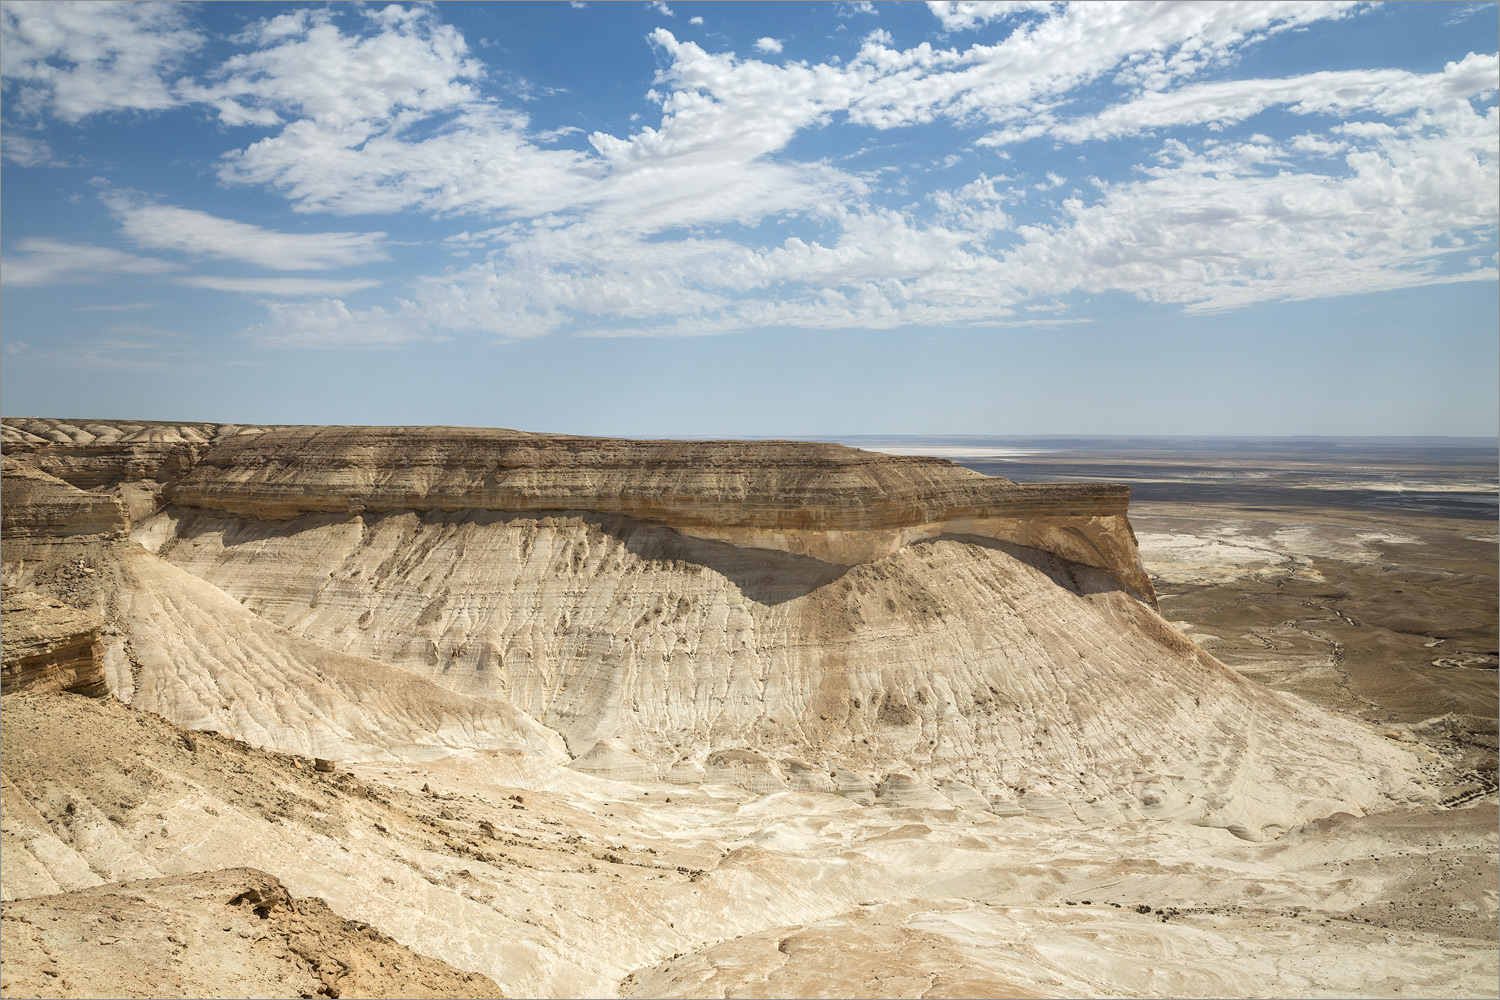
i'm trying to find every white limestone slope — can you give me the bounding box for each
[3,539,566,764]
[131,505,1427,840]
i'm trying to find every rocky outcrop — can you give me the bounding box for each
[0,419,219,491]
[0,458,128,539]
[0,867,506,999]
[0,587,107,696]
[0,418,1427,841]
[169,426,1154,599]
[0,419,1156,602]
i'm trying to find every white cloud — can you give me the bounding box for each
[1001,114,1500,312]
[176,276,383,297]
[15,2,1476,348]
[926,2,1058,33]
[0,1,203,120]
[1,133,62,167]
[0,239,181,286]
[194,10,598,218]
[201,4,1371,236]
[984,52,1500,146]
[178,6,483,130]
[279,73,1496,344]
[240,298,426,349]
[109,199,389,270]
[647,2,675,17]
[689,16,704,26]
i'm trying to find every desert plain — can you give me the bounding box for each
[1,421,1495,999]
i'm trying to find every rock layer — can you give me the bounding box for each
[0,458,128,539]
[1,417,1482,1000]
[1,419,1155,601]
[0,588,107,696]
[1,418,1430,843]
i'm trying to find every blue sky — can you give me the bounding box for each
[2,0,1496,436]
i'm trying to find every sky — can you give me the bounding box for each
[1,0,1496,437]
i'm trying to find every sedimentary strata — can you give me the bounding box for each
[0,588,107,697]
[0,458,128,539]
[1,417,1489,999]
[2,419,1154,600]
[1,416,1425,840]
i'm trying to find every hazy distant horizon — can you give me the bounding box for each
[3,415,1496,452]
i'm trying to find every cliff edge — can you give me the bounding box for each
[1,419,1155,603]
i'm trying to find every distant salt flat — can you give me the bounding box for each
[860,446,1051,458]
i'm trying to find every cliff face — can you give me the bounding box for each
[1,420,1155,603]
[0,418,1425,843]
[0,419,218,491]
[0,458,129,539]
[0,587,108,696]
[2,417,1460,999]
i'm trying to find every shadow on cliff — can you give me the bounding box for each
[587,514,849,606]
[938,532,1126,598]
[158,506,848,607]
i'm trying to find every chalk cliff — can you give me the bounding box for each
[4,417,1467,1000]
[2,419,1154,601]
[0,418,1424,843]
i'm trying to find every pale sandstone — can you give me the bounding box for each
[0,459,127,539]
[0,867,505,1000]
[1,419,1489,999]
[113,504,1426,840]
[0,587,107,696]
[0,420,1427,839]
[2,419,1155,601]
[3,692,1492,1000]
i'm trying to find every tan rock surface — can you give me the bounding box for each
[0,419,220,491]
[124,504,1424,840]
[1,419,1494,998]
[2,417,1156,600]
[1,692,1492,1000]
[0,458,128,539]
[0,587,107,696]
[0,867,504,999]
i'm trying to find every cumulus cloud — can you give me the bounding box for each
[185,9,598,218]
[8,1,1493,348]
[178,6,483,130]
[926,2,1058,33]
[108,199,389,270]
[0,1,204,120]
